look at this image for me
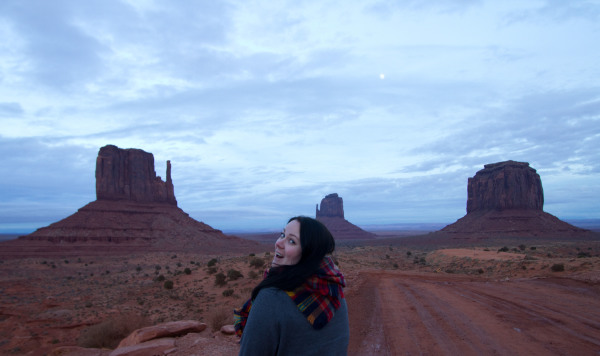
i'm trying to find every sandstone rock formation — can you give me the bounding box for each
[467,161,543,213]
[50,320,239,356]
[440,160,588,238]
[6,145,261,257]
[316,193,344,219]
[316,193,375,240]
[117,320,206,348]
[96,145,176,205]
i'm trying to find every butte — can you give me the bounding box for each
[438,160,592,241]
[315,193,376,240]
[0,145,260,258]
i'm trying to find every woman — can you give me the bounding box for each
[234,216,349,355]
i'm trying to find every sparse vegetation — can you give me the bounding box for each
[551,263,565,272]
[214,272,227,286]
[164,280,174,289]
[227,269,243,281]
[208,307,232,332]
[184,267,192,275]
[249,257,265,269]
[222,289,234,297]
[498,246,509,252]
[77,314,149,349]
[207,258,218,267]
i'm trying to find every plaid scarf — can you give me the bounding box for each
[233,256,345,337]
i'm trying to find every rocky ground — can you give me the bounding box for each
[1,237,600,355]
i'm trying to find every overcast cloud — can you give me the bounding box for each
[0,0,598,233]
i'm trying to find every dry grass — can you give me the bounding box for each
[209,306,233,332]
[77,313,150,349]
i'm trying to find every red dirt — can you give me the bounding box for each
[346,270,600,355]
[1,240,599,355]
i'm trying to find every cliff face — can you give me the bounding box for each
[316,193,344,219]
[96,145,176,205]
[466,161,543,213]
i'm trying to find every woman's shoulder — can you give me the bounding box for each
[255,287,289,302]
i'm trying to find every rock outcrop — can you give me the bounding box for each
[50,321,240,356]
[316,193,344,219]
[6,145,261,257]
[467,161,543,213]
[440,160,588,239]
[316,193,375,240]
[96,145,177,205]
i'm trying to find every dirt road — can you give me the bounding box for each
[347,271,600,355]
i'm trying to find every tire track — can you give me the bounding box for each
[349,271,600,356]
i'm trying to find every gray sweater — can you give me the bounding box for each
[238,287,349,356]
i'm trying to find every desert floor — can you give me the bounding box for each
[1,238,600,355]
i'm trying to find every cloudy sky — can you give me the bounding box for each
[1,0,598,233]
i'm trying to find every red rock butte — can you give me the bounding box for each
[316,193,375,240]
[1,145,260,257]
[440,160,589,239]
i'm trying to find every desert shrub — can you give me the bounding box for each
[207,258,218,267]
[518,244,526,251]
[227,269,243,281]
[249,257,265,269]
[530,246,537,250]
[77,313,149,349]
[498,246,509,252]
[249,253,255,257]
[248,270,259,279]
[135,266,142,272]
[477,268,484,274]
[406,251,412,256]
[551,264,565,272]
[207,267,217,274]
[184,268,192,275]
[156,274,165,282]
[215,272,227,286]
[209,307,232,332]
[222,289,234,297]
[155,265,161,270]
[164,280,174,289]
[577,252,591,258]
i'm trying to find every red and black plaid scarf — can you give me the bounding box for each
[233,256,345,336]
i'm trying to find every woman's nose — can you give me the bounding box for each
[275,238,284,249]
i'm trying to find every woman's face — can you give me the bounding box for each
[272,219,302,267]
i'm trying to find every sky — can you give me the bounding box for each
[0,0,599,233]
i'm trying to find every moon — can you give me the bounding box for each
[379,73,385,79]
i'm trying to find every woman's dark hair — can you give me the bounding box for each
[251,216,335,300]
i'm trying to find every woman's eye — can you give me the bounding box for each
[288,238,295,245]
[279,232,285,239]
